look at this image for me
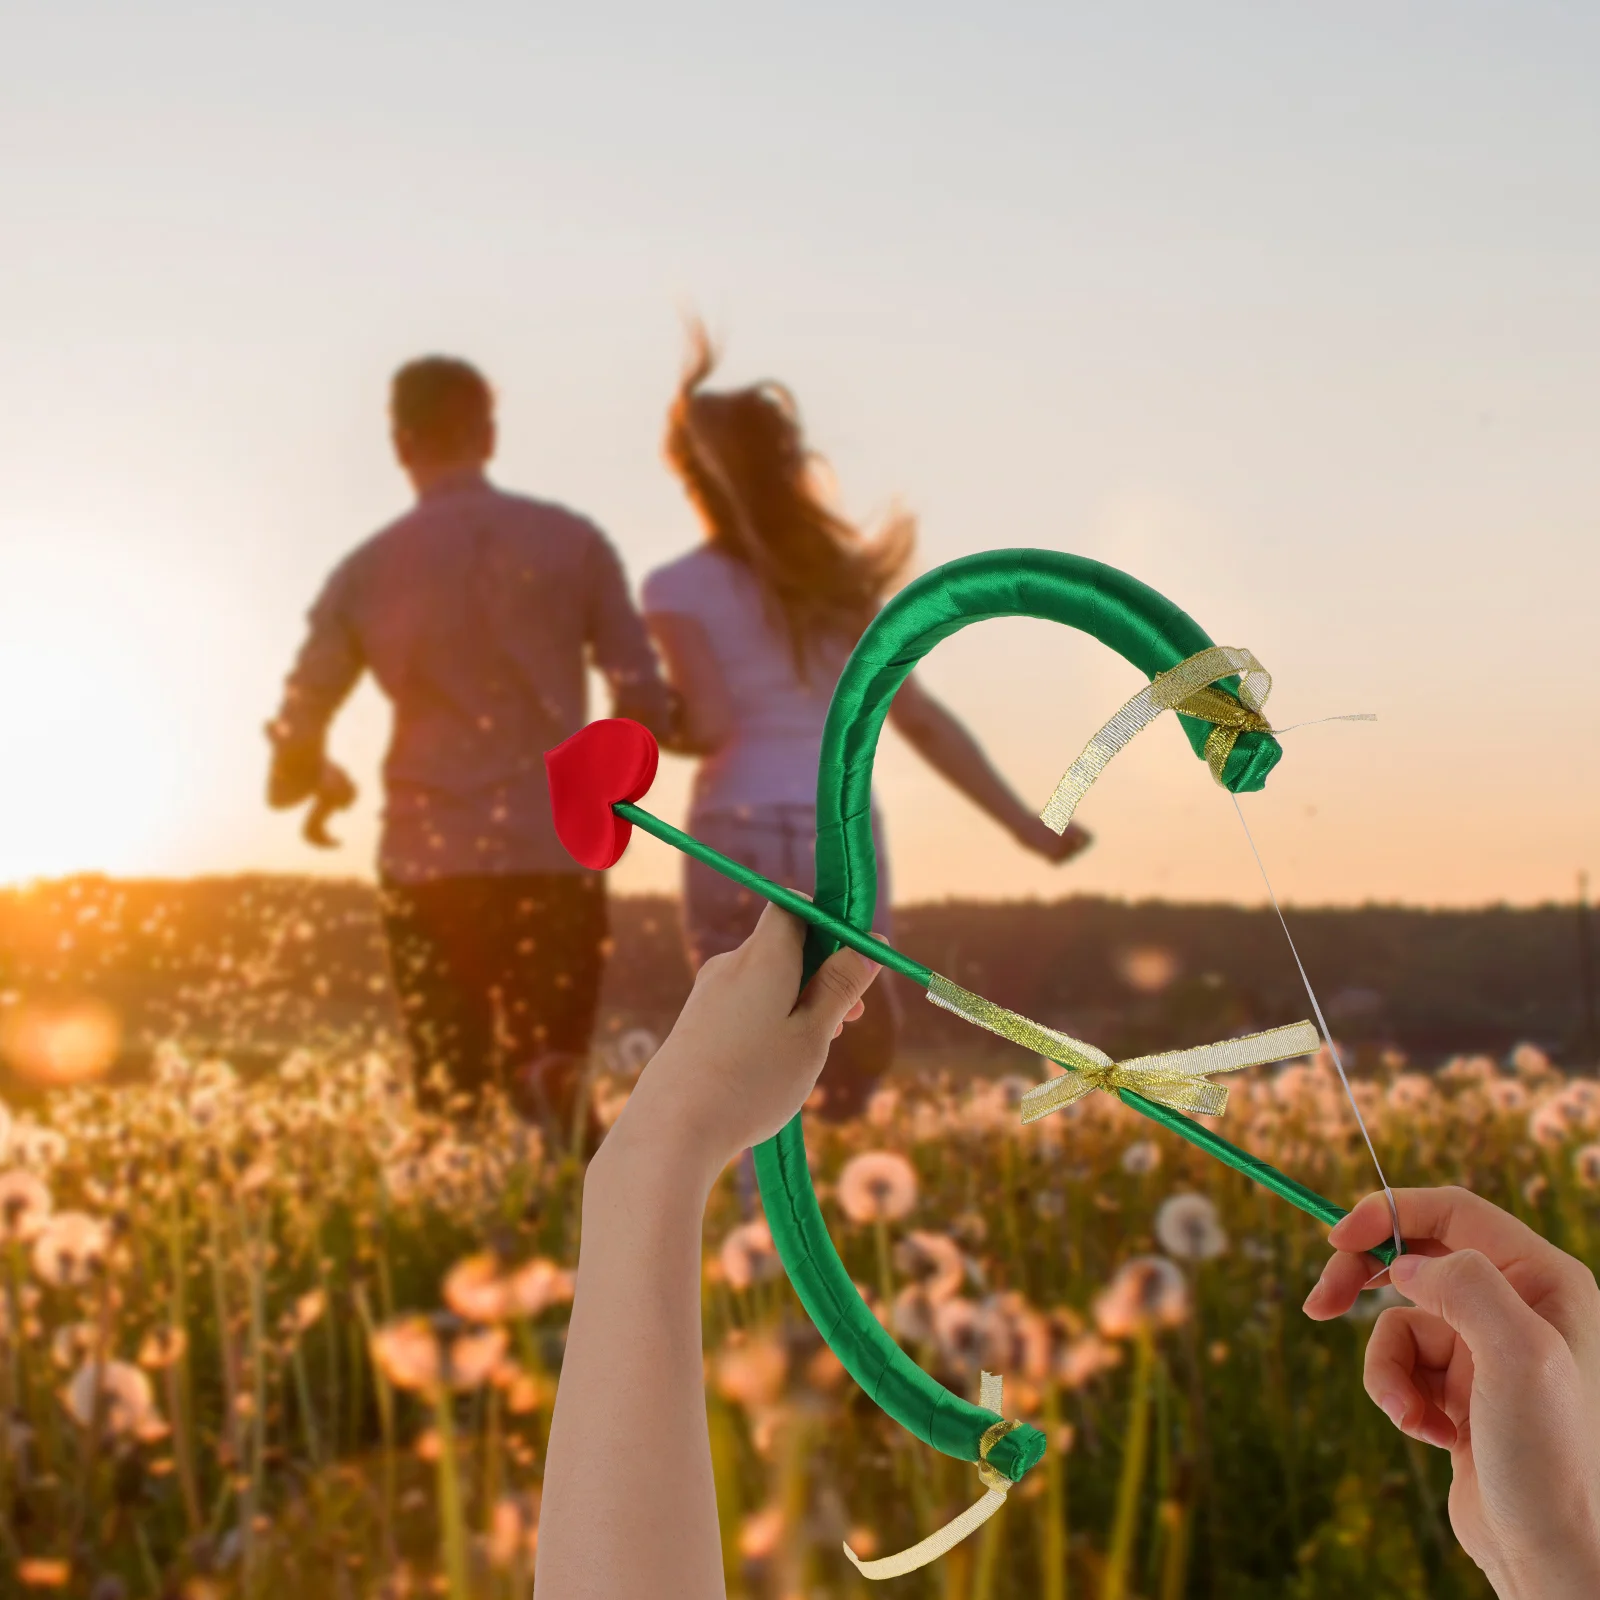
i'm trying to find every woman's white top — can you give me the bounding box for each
[642,545,855,814]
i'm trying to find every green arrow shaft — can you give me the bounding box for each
[613,801,932,986]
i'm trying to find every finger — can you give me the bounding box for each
[1329,1186,1556,1270]
[1302,1238,1451,1320]
[795,946,882,1036]
[742,900,808,973]
[1334,1188,1600,1347]
[1364,1306,1462,1449]
[1387,1248,1562,1374]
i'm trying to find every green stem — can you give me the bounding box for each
[1042,1384,1067,1600]
[315,1222,341,1461]
[872,1218,895,1316]
[971,1497,1006,1600]
[1103,1330,1154,1600]
[241,1201,269,1594]
[164,1360,203,1535]
[354,1285,396,1564]
[433,1386,471,1600]
[1159,1495,1191,1600]
[291,1336,322,1467]
[481,1381,502,1533]
[206,1195,242,1473]
[165,1184,203,1536]
[69,1274,115,1555]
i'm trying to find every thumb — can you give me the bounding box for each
[1389,1249,1559,1369]
[794,946,882,1037]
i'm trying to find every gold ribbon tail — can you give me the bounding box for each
[1040,645,1273,832]
[844,1374,1021,1581]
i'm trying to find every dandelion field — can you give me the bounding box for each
[1,1014,1597,1600]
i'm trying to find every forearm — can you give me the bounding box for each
[901,706,1031,838]
[534,1110,724,1600]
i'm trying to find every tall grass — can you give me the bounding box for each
[0,1039,1593,1598]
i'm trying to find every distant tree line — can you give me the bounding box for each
[1,876,1595,1080]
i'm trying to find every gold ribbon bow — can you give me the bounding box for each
[926,974,1318,1121]
[844,1372,1021,1580]
[1019,1020,1322,1122]
[1040,645,1272,833]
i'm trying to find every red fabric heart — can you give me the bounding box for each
[544,719,661,870]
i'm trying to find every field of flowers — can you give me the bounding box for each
[0,1032,1597,1600]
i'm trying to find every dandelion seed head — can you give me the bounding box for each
[1510,1043,1557,1083]
[1093,1256,1189,1337]
[63,1359,160,1438]
[0,1169,53,1243]
[892,1230,965,1303]
[1155,1193,1229,1261]
[1529,1099,1573,1149]
[615,1028,659,1076]
[837,1152,918,1223]
[715,1335,788,1409]
[1119,1140,1161,1176]
[138,1326,188,1369]
[32,1210,110,1288]
[445,1325,508,1389]
[719,1220,780,1292]
[891,1284,935,1346]
[930,1297,1009,1381]
[1386,1074,1434,1112]
[1058,1332,1123,1388]
[1574,1143,1600,1190]
[370,1317,441,1394]
[443,1253,509,1322]
[1487,1080,1529,1116]
[738,1504,785,1561]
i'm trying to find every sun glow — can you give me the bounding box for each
[0,540,193,885]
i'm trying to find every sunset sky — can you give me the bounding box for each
[2,3,1595,907]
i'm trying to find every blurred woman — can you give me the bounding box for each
[642,327,1089,1121]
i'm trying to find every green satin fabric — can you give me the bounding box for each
[753,550,1282,1481]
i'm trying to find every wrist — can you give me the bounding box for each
[591,1073,722,1208]
[1004,805,1040,844]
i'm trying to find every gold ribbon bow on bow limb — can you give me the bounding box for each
[1040,644,1273,834]
[927,975,1320,1120]
[844,1372,1022,1580]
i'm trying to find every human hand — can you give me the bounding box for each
[1013,814,1093,865]
[303,762,358,848]
[609,902,881,1186]
[1304,1187,1600,1599]
[317,761,358,809]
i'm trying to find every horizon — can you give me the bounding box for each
[2,866,1590,918]
[2,2,1596,908]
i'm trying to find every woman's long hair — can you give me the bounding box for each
[664,323,913,678]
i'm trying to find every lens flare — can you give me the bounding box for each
[0,999,121,1085]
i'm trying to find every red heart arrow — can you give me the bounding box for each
[544,718,661,869]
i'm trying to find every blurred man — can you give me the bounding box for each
[266,357,675,1126]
